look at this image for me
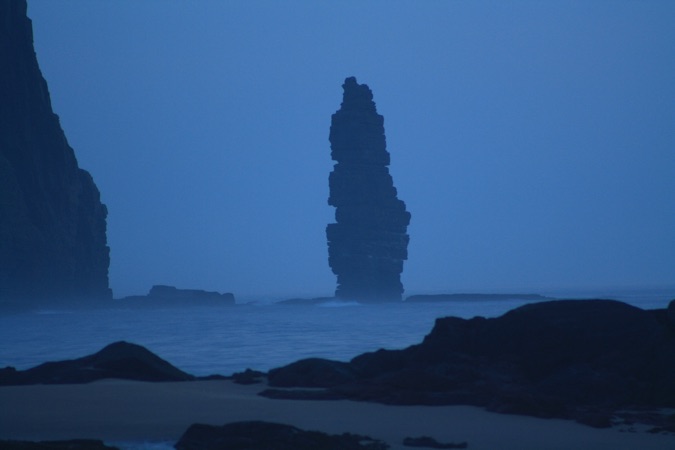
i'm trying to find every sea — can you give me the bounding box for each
[1,286,673,377]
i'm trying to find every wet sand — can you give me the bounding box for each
[0,379,671,449]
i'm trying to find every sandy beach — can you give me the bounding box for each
[0,379,672,450]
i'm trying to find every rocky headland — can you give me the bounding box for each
[326,77,411,302]
[0,0,110,304]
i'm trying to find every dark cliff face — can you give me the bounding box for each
[327,77,410,302]
[0,1,111,302]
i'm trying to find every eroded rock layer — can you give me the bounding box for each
[327,77,410,301]
[0,1,111,302]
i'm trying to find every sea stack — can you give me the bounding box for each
[0,1,111,302]
[326,77,410,302]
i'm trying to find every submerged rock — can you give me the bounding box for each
[0,1,111,303]
[326,77,410,302]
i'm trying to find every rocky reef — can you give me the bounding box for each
[264,299,675,429]
[327,77,410,302]
[0,1,111,303]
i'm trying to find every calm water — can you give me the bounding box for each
[1,287,673,376]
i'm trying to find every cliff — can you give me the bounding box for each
[0,1,111,302]
[326,77,410,302]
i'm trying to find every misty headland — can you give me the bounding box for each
[2,1,675,449]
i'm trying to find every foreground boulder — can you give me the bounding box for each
[266,300,675,425]
[0,341,193,385]
[175,421,389,450]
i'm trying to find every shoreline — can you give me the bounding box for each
[0,379,672,450]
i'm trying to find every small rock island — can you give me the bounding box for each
[327,77,411,302]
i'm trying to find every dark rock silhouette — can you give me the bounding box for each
[175,421,389,450]
[264,300,675,428]
[327,77,410,302]
[118,285,235,306]
[0,1,111,303]
[0,341,193,385]
[0,440,118,450]
[0,440,119,450]
[402,436,468,449]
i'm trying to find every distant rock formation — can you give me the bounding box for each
[327,77,410,302]
[0,1,111,302]
[118,285,235,306]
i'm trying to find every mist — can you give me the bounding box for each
[26,1,675,300]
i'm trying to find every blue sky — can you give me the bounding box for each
[27,1,675,299]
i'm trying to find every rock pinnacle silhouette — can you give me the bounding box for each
[326,77,411,302]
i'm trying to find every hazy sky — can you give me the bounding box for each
[27,1,674,300]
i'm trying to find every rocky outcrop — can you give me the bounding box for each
[0,341,194,385]
[118,285,235,306]
[326,77,410,302]
[264,300,675,427]
[0,440,119,450]
[0,1,111,303]
[175,421,389,450]
[402,437,468,449]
